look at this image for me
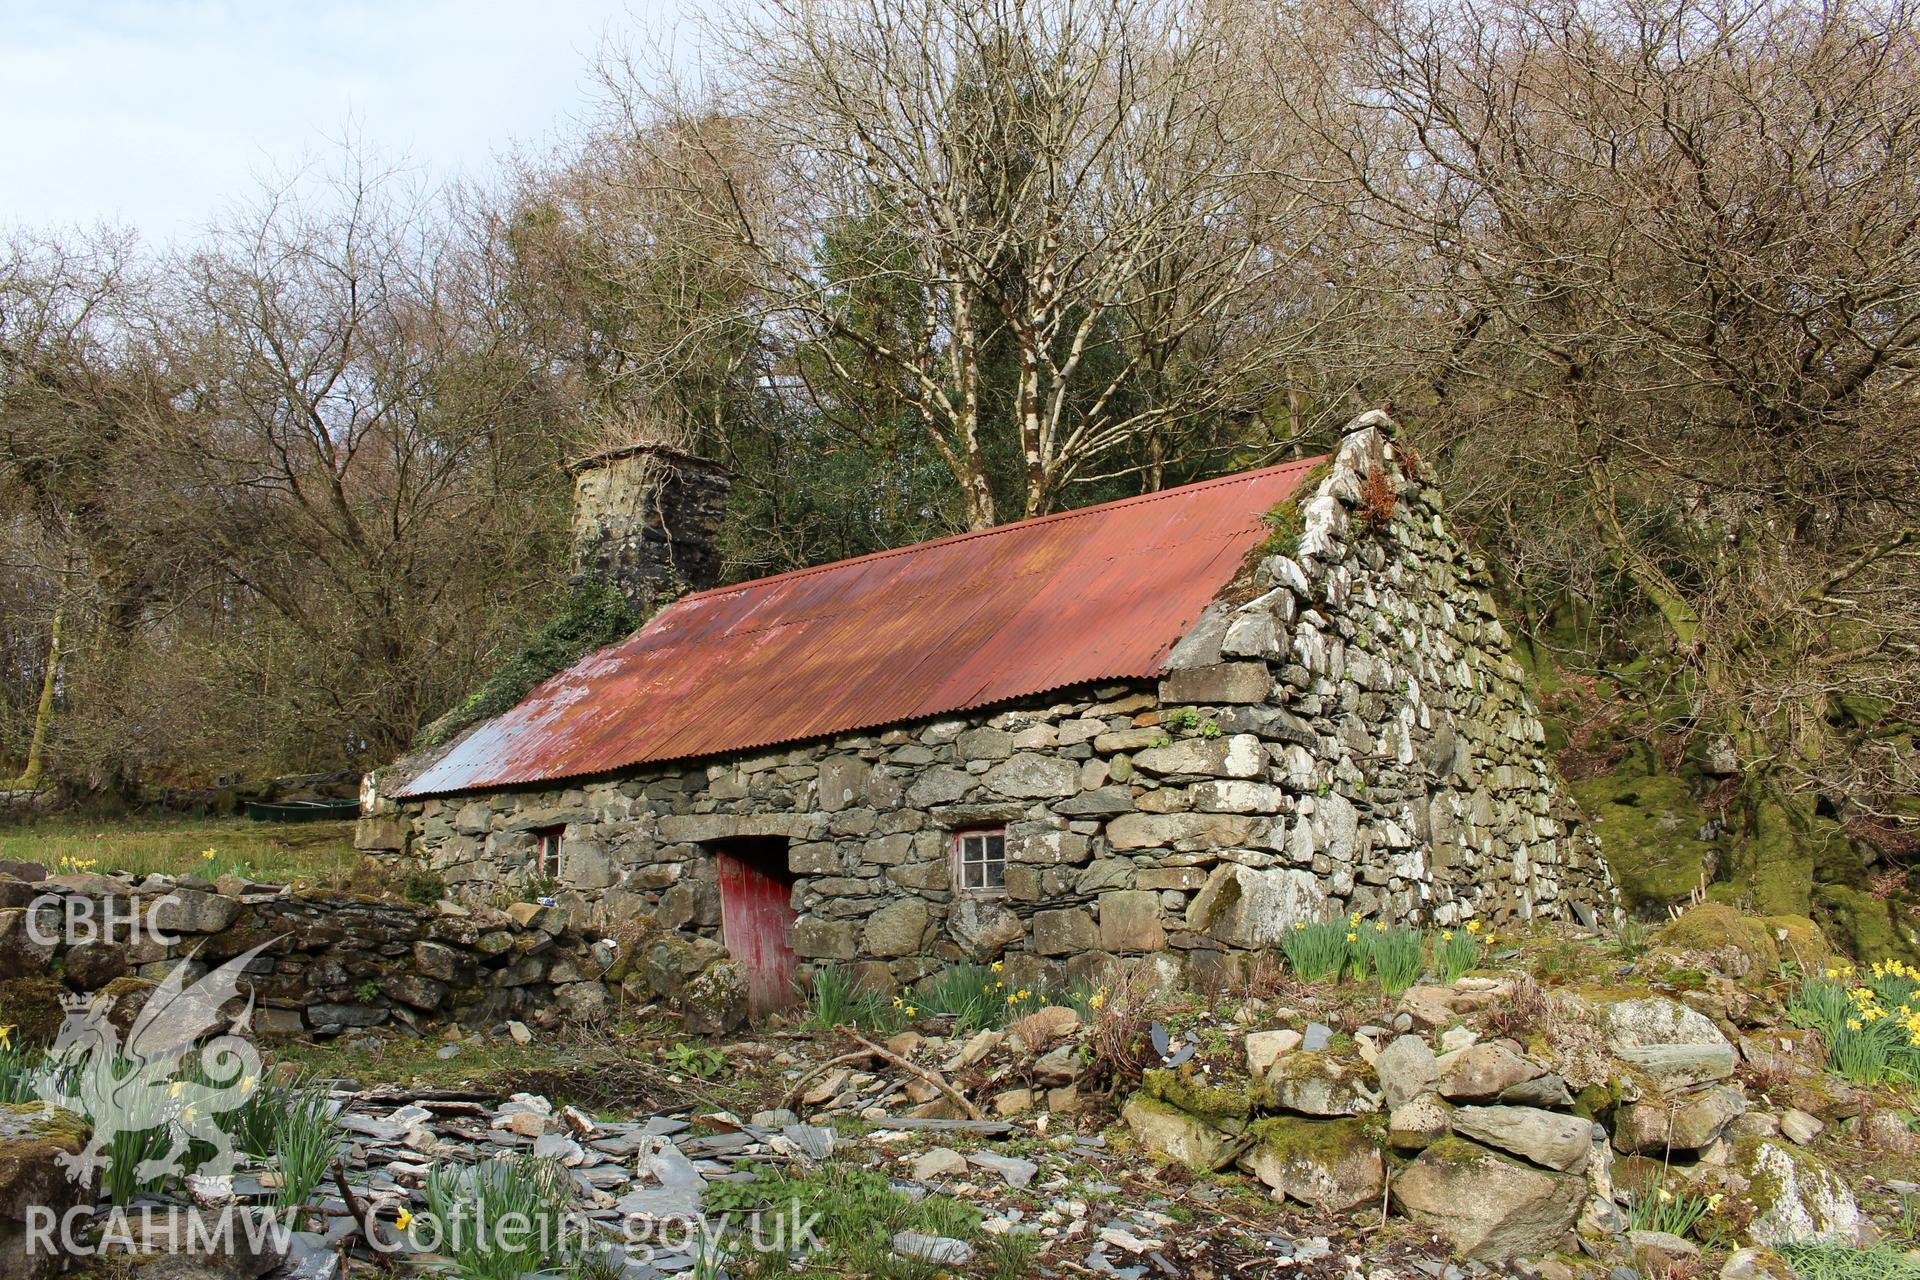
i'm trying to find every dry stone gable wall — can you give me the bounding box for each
[387,413,1612,994]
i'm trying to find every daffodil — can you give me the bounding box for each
[1441,930,1454,941]
[1465,921,1481,934]
[0,1025,13,1050]
[1375,922,1387,933]
[1657,1188,1673,1203]
[1293,921,1307,931]
[395,1207,414,1232]
[1346,932,1359,942]
[1707,1194,1723,1211]
[905,1006,917,1018]
[990,961,1004,973]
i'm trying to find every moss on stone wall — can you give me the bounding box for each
[1570,774,1720,909]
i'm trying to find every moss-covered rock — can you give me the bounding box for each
[1729,1136,1862,1246]
[0,978,67,1048]
[1142,1067,1264,1121]
[1813,883,1920,966]
[1238,1116,1385,1210]
[0,1102,94,1280]
[1571,774,1719,909]
[1265,1052,1382,1116]
[1121,1093,1228,1169]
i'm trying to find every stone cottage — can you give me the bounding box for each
[364,413,1614,1012]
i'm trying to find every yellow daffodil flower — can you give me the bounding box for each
[1466,920,1481,933]
[0,1025,13,1050]
[395,1207,414,1231]
[1346,932,1359,942]
[1441,930,1454,941]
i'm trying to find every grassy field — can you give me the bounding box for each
[0,816,362,885]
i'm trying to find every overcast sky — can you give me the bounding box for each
[0,0,695,244]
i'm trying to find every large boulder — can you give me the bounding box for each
[1185,864,1330,949]
[1729,1137,1862,1246]
[1122,1095,1227,1169]
[1601,997,1735,1087]
[1238,1117,1385,1211]
[1450,1105,1593,1173]
[946,900,1025,961]
[0,1103,95,1280]
[1393,1137,1585,1262]
[1375,1034,1439,1108]
[0,909,55,979]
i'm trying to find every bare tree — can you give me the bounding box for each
[1282,0,1920,900]
[598,0,1346,526]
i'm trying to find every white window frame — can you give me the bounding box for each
[952,827,1008,897]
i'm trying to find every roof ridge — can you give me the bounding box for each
[677,456,1329,605]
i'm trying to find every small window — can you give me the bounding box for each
[534,827,564,880]
[953,828,1007,895]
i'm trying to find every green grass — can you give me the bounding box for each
[0,816,361,886]
[1438,925,1484,982]
[701,1162,984,1279]
[1625,1185,1713,1237]
[799,964,906,1034]
[1781,1241,1920,1280]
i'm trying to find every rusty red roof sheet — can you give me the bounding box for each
[396,459,1325,798]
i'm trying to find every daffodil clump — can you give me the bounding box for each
[1280,915,1493,991]
[0,1024,36,1104]
[1789,960,1920,1086]
[1627,1184,1724,1239]
[54,854,100,875]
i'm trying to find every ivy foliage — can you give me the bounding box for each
[413,579,640,750]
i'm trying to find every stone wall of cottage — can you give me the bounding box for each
[379,413,1613,994]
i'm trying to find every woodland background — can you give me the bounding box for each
[2,0,1916,948]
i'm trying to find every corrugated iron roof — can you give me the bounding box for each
[396,459,1325,798]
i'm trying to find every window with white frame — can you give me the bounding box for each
[953,828,1007,894]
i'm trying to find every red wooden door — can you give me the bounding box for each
[715,842,799,1017]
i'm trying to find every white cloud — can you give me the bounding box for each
[0,0,695,244]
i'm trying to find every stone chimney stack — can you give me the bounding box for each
[569,443,731,614]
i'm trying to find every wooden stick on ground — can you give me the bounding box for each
[836,1026,984,1121]
[778,1027,984,1121]
[331,1160,397,1269]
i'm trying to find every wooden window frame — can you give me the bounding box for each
[951,827,1008,897]
[534,826,564,881]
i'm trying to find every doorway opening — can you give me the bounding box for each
[712,837,799,1017]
